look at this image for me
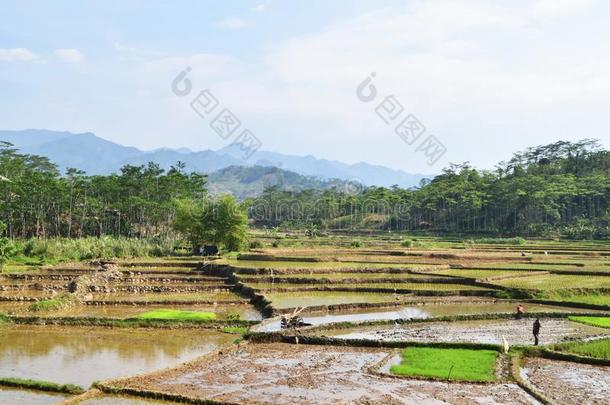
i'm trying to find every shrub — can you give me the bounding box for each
[249,240,264,249]
[350,240,362,248]
[401,238,413,248]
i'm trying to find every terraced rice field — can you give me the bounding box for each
[1,235,610,403]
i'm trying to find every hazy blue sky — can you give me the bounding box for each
[1,0,609,173]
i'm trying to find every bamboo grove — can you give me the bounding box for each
[1,139,609,240]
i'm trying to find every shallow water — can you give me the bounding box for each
[254,302,598,331]
[0,325,233,388]
[0,387,67,404]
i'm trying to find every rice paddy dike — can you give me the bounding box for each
[1,235,609,404]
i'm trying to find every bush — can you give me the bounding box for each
[249,240,264,249]
[401,238,414,248]
[474,237,526,245]
[18,237,174,263]
[350,240,362,248]
[272,239,281,248]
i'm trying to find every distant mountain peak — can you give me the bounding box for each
[0,129,432,188]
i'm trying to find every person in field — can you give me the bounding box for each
[516,304,525,320]
[533,318,541,346]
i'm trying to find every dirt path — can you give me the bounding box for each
[106,343,541,404]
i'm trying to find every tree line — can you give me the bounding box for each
[0,141,206,239]
[1,138,609,240]
[249,139,610,239]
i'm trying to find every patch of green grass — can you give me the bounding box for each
[221,326,248,334]
[0,313,11,325]
[568,316,610,328]
[28,294,76,312]
[131,309,217,321]
[0,377,84,394]
[493,274,610,290]
[554,338,610,360]
[535,290,610,307]
[390,347,497,382]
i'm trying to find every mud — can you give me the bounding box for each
[521,357,610,404]
[327,318,610,345]
[106,343,539,404]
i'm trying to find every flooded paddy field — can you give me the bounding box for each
[521,357,610,404]
[254,301,607,331]
[0,387,67,404]
[104,342,540,405]
[326,318,610,345]
[0,325,234,388]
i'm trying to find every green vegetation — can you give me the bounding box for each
[553,338,610,360]
[492,274,610,290]
[28,294,77,312]
[473,237,526,245]
[250,140,610,237]
[0,313,11,325]
[0,143,207,239]
[390,347,497,382]
[568,316,610,328]
[174,194,248,251]
[130,309,217,321]
[0,377,84,394]
[221,326,248,334]
[536,291,610,307]
[0,221,17,272]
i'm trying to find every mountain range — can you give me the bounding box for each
[0,129,430,196]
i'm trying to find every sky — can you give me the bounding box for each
[1,0,609,175]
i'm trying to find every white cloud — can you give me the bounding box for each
[251,3,266,12]
[215,17,248,29]
[54,48,84,63]
[0,48,38,62]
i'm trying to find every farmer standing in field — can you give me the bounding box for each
[533,318,541,345]
[516,303,525,319]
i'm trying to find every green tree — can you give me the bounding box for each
[0,221,17,272]
[174,195,249,252]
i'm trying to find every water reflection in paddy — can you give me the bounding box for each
[0,325,234,388]
[0,387,67,405]
[256,301,608,331]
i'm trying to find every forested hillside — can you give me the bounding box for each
[250,139,610,238]
[1,139,609,239]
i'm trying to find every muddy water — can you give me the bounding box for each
[329,318,610,345]
[0,302,262,320]
[254,302,600,332]
[0,325,234,388]
[0,387,67,404]
[521,357,610,404]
